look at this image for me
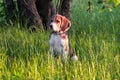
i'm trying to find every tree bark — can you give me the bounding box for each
[17,0,43,29]
[4,0,71,29]
[17,0,56,30]
[35,0,56,29]
[60,0,72,20]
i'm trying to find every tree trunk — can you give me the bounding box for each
[5,0,73,30]
[17,0,43,29]
[35,0,56,29]
[60,0,72,20]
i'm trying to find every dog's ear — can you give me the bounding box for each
[61,16,71,32]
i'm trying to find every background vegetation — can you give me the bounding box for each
[0,0,120,79]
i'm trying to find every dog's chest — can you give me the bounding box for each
[50,34,68,53]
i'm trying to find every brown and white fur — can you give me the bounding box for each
[49,14,78,61]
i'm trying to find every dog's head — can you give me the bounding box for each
[49,14,71,33]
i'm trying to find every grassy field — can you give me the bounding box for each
[0,0,120,80]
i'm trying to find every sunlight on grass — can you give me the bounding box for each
[0,0,120,80]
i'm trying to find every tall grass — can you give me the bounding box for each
[0,0,120,79]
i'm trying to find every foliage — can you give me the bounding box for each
[97,0,120,11]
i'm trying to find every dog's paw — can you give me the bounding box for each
[71,55,78,61]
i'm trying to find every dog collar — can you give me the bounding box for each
[52,31,66,35]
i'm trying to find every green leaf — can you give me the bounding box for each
[99,8,105,13]
[114,0,120,6]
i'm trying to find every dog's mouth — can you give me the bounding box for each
[49,25,56,33]
[49,24,53,30]
[49,23,60,33]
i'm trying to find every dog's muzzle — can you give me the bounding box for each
[49,24,53,30]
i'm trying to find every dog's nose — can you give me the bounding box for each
[49,24,53,30]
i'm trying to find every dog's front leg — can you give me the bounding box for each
[50,40,54,58]
[50,46,53,55]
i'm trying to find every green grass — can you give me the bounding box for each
[0,0,120,79]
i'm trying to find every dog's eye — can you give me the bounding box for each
[56,20,60,23]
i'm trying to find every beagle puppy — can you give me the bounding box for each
[49,14,78,61]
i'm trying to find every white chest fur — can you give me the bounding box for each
[50,34,69,55]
